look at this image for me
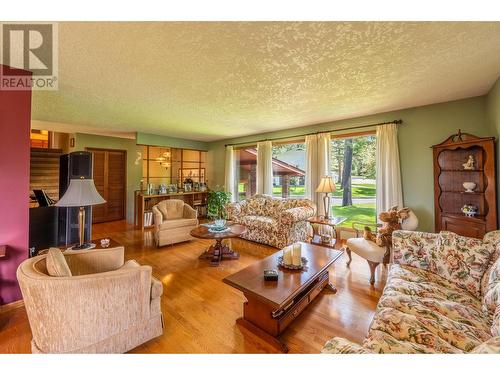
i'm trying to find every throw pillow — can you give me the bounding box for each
[46,248,72,277]
[431,231,494,298]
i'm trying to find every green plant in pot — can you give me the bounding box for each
[207,187,232,228]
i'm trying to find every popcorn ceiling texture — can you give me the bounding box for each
[31,22,500,141]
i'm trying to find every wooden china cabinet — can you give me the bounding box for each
[432,130,497,239]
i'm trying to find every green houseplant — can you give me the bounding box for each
[207,187,232,223]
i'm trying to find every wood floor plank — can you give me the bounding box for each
[0,220,386,354]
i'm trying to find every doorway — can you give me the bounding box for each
[86,148,127,223]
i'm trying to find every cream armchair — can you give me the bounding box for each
[16,247,163,354]
[152,199,199,247]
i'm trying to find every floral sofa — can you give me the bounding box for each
[226,194,316,248]
[322,230,500,354]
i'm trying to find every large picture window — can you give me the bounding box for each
[235,147,257,201]
[272,142,306,198]
[330,134,376,227]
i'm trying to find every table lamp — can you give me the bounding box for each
[55,177,106,250]
[316,176,336,219]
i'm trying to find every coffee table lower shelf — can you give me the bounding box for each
[236,270,334,353]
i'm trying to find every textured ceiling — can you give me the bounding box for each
[30,22,500,141]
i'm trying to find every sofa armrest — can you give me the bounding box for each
[226,202,242,219]
[183,204,197,219]
[152,206,163,226]
[321,337,372,354]
[279,206,315,226]
[392,230,439,270]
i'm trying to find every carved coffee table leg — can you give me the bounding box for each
[210,239,223,266]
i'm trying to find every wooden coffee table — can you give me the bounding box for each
[191,222,247,266]
[223,242,343,352]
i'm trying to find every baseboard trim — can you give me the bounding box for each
[0,299,24,314]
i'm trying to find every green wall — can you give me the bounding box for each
[71,133,141,222]
[208,96,491,232]
[137,132,208,151]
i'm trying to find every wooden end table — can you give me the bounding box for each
[223,242,343,352]
[191,223,247,266]
[307,216,346,248]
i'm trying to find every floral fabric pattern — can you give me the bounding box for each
[227,195,315,248]
[470,336,500,353]
[481,242,500,297]
[323,228,500,354]
[392,230,438,270]
[483,256,500,312]
[432,231,493,298]
[321,337,370,354]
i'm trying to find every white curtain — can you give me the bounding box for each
[305,133,331,216]
[376,123,403,216]
[256,141,273,195]
[224,146,236,202]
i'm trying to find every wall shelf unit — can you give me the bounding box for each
[432,130,497,238]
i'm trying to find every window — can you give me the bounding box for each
[141,145,206,190]
[234,147,257,201]
[272,142,306,198]
[330,134,376,227]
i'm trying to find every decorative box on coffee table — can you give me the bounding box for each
[432,130,497,239]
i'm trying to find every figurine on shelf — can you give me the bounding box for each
[462,155,475,170]
[462,204,478,217]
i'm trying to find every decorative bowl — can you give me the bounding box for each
[463,182,476,193]
[214,219,227,228]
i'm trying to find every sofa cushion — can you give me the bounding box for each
[238,215,279,232]
[371,265,492,353]
[470,336,500,354]
[431,231,495,298]
[481,242,500,297]
[46,248,72,277]
[159,218,198,230]
[492,306,500,336]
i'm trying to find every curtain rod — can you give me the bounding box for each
[225,119,403,147]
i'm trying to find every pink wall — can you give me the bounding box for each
[0,65,32,305]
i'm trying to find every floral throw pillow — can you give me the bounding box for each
[430,231,494,298]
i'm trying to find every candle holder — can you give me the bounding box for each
[277,256,308,270]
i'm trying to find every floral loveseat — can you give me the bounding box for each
[226,194,316,248]
[322,230,500,354]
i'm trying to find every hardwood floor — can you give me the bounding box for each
[0,220,387,354]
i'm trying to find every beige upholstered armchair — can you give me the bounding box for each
[152,199,199,246]
[17,246,163,353]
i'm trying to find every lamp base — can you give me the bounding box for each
[68,243,96,251]
[323,193,331,220]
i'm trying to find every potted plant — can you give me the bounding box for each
[207,186,232,228]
